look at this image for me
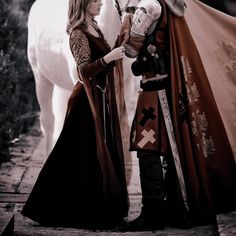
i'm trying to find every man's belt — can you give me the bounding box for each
[141,74,168,91]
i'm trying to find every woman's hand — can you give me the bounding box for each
[103,46,125,64]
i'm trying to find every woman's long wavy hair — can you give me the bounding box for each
[67,0,93,34]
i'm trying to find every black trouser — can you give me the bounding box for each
[137,150,166,219]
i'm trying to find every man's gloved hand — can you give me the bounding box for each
[131,0,162,37]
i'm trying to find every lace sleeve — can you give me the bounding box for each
[69,28,112,80]
[69,29,91,67]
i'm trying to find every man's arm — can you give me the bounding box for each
[123,0,162,58]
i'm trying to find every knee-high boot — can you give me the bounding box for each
[120,151,166,231]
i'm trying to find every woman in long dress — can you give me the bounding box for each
[22,0,129,229]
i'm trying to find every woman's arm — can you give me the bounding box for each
[69,28,108,79]
[70,28,125,80]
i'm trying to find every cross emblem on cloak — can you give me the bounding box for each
[137,129,156,148]
[139,107,156,126]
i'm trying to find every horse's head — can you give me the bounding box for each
[114,0,140,18]
[96,0,139,47]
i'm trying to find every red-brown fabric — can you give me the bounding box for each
[129,91,169,153]
[169,12,236,223]
[78,67,124,202]
[119,0,236,225]
[185,0,236,161]
[21,27,129,228]
[67,27,128,211]
[122,0,170,153]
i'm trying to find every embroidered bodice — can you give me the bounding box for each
[69,26,111,88]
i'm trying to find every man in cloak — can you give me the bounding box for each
[118,0,236,231]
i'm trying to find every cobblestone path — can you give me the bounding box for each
[0,120,235,235]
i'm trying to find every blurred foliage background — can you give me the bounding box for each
[200,0,236,16]
[0,0,38,164]
[0,0,235,165]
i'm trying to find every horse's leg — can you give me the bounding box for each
[33,68,55,157]
[27,3,54,156]
[52,85,72,145]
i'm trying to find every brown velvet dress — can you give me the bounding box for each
[21,25,129,229]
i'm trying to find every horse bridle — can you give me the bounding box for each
[114,0,137,20]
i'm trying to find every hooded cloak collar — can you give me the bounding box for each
[163,0,186,16]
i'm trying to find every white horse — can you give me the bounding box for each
[28,0,139,158]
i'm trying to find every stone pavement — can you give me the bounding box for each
[0,120,236,235]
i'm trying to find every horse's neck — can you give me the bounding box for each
[96,0,139,47]
[96,0,122,47]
